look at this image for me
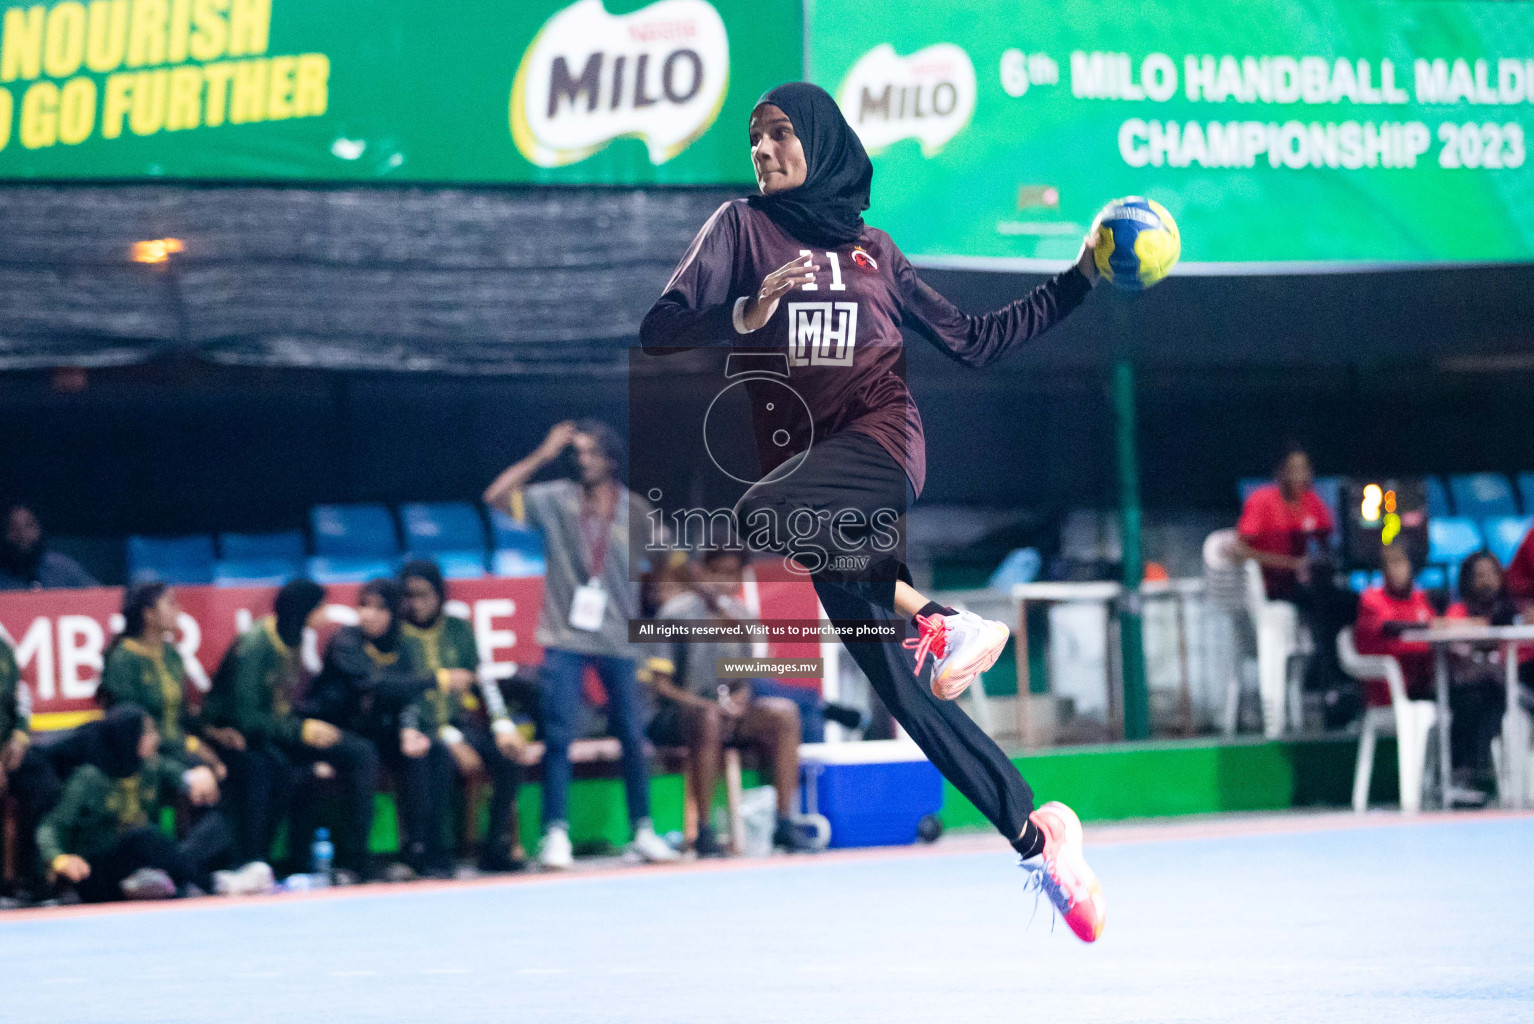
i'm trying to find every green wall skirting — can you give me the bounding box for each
[939,734,1394,830]
[342,735,1386,856]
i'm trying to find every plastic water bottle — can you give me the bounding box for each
[311,828,334,883]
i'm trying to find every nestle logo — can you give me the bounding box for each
[627,19,698,41]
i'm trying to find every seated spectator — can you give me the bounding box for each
[36,705,267,901]
[1503,523,1534,605]
[1353,546,1443,705]
[0,504,98,591]
[400,560,528,874]
[304,579,464,879]
[1235,447,1334,600]
[1445,552,1530,796]
[692,550,867,743]
[1235,445,1352,705]
[202,579,331,866]
[1,630,59,898]
[99,583,226,786]
[642,561,817,857]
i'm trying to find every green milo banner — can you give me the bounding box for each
[0,0,799,182]
[808,0,1534,267]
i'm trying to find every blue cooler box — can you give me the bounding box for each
[798,740,943,848]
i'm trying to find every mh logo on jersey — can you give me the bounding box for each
[785,301,859,366]
[788,303,858,367]
[837,43,976,157]
[510,0,729,168]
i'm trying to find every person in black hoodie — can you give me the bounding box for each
[36,704,232,901]
[302,579,468,878]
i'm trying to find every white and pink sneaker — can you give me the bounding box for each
[1022,801,1105,943]
[905,610,1009,700]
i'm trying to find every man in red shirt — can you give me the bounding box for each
[1353,545,1442,706]
[1235,448,1335,601]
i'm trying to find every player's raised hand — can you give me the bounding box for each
[742,253,818,332]
[537,421,578,462]
[1076,226,1102,285]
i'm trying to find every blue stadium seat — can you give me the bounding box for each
[491,548,545,578]
[1424,476,1452,519]
[1482,516,1532,567]
[1428,517,1484,565]
[306,555,397,584]
[1348,570,1383,593]
[400,502,487,554]
[1447,473,1518,520]
[127,535,216,586]
[427,550,488,580]
[310,504,398,558]
[1517,473,1534,515]
[1347,568,1448,593]
[1237,477,1266,506]
[215,558,299,588]
[219,531,306,561]
[487,506,546,578]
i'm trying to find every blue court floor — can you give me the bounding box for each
[3,811,1531,1024]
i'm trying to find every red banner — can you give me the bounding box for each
[0,569,824,731]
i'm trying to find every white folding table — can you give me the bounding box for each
[1398,623,1534,809]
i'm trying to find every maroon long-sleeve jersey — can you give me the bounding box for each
[640,199,1092,496]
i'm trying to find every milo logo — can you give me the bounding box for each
[837,43,976,157]
[510,0,729,167]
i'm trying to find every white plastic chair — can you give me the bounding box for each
[1202,529,1306,738]
[1336,626,1438,814]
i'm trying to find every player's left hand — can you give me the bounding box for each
[1076,227,1102,285]
[448,739,483,776]
[1,729,28,772]
[493,722,529,761]
[400,728,431,758]
[198,744,228,781]
[205,726,246,752]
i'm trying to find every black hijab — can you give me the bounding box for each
[274,578,325,648]
[44,703,149,780]
[399,559,446,628]
[746,82,871,248]
[358,577,403,654]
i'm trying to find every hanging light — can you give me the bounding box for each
[130,238,185,264]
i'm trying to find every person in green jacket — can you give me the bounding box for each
[36,704,254,901]
[203,579,336,864]
[1,631,58,895]
[400,560,528,873]
[98,583,226,789]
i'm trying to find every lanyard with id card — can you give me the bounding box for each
[569,499,613,632]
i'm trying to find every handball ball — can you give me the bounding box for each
[1092,197,1180,291]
